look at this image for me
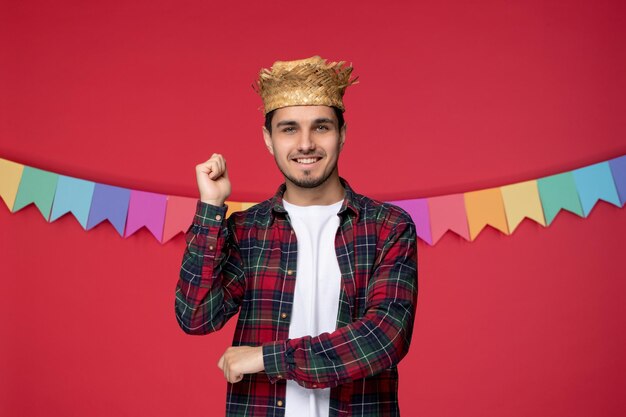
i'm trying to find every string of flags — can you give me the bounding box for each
[1,155,625,245]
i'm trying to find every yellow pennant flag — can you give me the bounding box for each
[464,187,509,240]
[501,180,546,232]
[0,158,25,211]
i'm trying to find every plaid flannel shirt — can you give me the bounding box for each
[175,177,418,417]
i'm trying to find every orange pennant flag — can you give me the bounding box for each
[241,202,258,210]
[464,187,509,240]
[225,201,244,217]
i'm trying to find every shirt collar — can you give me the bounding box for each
[269,176,360,223]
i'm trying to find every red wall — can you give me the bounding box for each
[1,1,625,416]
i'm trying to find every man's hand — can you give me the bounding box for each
[217,346,265,384]
[196,153,231,206]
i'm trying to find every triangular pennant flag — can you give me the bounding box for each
[537,172,584,225]
[162,196,198,243]
[13,166,59,220]
[464,187,509,240]
[124,190,167,241]
[225,201,244,217]
[87,184,131,236]
[0,158,25,211]
[500,180,546,232]
[427,194,469,244]
[386,198,432,245]
[609,155,626,206]
[50,175,96,228]
[572,161,621,216]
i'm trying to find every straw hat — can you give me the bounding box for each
[254,55,358,115]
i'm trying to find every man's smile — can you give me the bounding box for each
[291,156,323,167]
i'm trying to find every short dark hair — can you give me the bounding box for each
[264,106,345,135]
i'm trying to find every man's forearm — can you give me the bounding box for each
[262,217,418,389]
[175,201,245,335]
[218,346,265,383]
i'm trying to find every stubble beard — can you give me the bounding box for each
[276,157,337,189]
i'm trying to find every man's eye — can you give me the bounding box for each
[316,125,329,131]
[282,127,296,133]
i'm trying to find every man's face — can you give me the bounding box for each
[262,105,346,189]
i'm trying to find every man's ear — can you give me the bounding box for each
[262,126,274,155]
[339,123,347,151]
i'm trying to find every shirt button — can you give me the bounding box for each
[312,384,318,388]
[215,214,222,220]
[290,230,294,235]
[287,270,293,276]
[277,400,284,407]
[280,312,288,319]
[209,245,214,250]
[277,374,282,379]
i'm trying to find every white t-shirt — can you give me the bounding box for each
[282,198,344,417]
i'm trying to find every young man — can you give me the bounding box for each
[175,56,418,417]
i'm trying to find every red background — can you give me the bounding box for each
[1,1,625,416]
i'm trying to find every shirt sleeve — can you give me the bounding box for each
[175,200,246,335]
[262,213,418,389]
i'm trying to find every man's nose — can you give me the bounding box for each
[297,130,315,152]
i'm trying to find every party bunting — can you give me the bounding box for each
[427,194,470,244]
[572,162,621,216]
[226,201,244,214]
[609,155,626,206]
[241,202,257,210]
[0,154,624,246]
[12,166,59,220]
[87,184,131,236]
[124,190,167,240]
[160,199,247,243]
[162,196,198,243]
[0,158,24,211]
[537,172,584,225]
[500,180,546,233]
[387,199,432,245]
[464,187,510,240]
[50,176,96,228]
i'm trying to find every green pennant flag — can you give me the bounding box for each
[13,166,59,220]
[537,172,584,225]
